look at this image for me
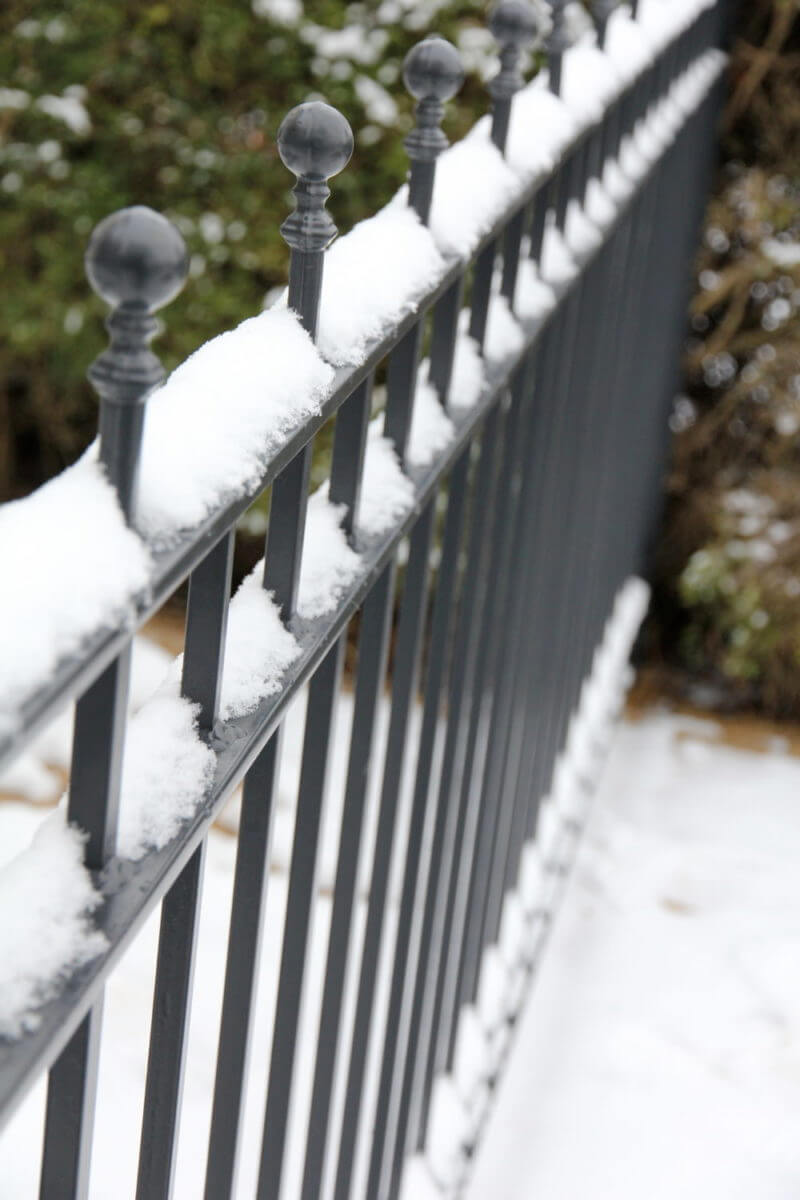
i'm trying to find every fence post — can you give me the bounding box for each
[39,207,187,1200]
[404,35,464,406]
[545,0,571,97]
[278,100,354,342]
[87,205,188,522]
[264,101,353,619]
[403,34,464,225]
[253,99,355,1200]
[489,0,540,153]
[489,0,542,306]
[380,34,464,461]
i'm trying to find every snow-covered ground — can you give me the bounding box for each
[464,709,800,1200]
[3,694,799,1198]
[4,575,798,1199]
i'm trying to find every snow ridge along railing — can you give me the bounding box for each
[0,3,729,1198]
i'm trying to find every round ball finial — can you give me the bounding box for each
[86,205,188,313]
[277,101,353,182]
[403,35,465,105]
[545,0,572,57]
[489,0,541,51]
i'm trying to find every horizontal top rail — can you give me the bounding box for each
[0,0,718,771]
[0,0,728,1133]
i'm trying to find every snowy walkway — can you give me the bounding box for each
[465,708,800,1200]
[2,704,799,1197]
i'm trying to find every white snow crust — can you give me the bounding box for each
[297,491,362,620]
[314,204,446,367]
[449,333,485,412]
[0,16,727,1060]
[408,374,455,469]
[484,296,524,365]
[0,459,152,731]
[357,421,415,538]
[425,133,520,258]
[218,568,301,720]
[116,682,216,859]
[136,307,333,540]
[0,816,106,1038]
[504,84,578,183]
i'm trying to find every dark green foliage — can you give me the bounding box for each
[0,0,489,497]
[651,0,800,715]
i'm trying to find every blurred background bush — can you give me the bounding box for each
[0,0,798,715]
[650,0,800,716]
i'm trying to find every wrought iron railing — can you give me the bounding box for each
[0,1,728,1196]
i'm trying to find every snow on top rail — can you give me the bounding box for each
[0,30,726,1073]
[0,1,721,769]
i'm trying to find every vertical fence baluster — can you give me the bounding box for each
[256,637,345,1200]
[546,0,570,97]
[377,7,543,1186]
[415,350,539,1151]
[266,102,354,616]
[254,102,354,1200]
[429,276,464,401]
[39,208,187,1200]
[204,102,352,1200]
[136,847,205,1200]
[328,37,465,1200]
[441,321,550,1063]
[365,447,471,1200]
[138,550,236,1195]
[331,501,436,1200]
[329,377,372,540]
[385,34,464,460]
[484,163,608,963]
[137,523,235,1199]
[299,563,394,1200]
[297,363,378,1199]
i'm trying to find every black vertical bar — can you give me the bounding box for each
[204,740,281,1198]
[40,206,188,1200]
[384,325,423,468]
[136,846,205,1200]
[181,530,235,730]
[66,653,131,868]
[409,356,536,1153]
[501,205,528,308]
[296,369,386,1198]
[469,240,498,349]
[256,639,345,1200]
[210,105,351,1197]
[39,1005,104,1200]
[137,525,235,1197]
[439,331,551,1073]
[364,447,472,1200]
[329,378,372,542]
[429,277,464,403]
[332,500,436,1200]
[264,448,312,621]
[299,565,395,1200]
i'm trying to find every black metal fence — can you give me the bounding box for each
[0,1,728,1196]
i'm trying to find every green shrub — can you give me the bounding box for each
[0,0,489,498]
[651,0,800,715]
